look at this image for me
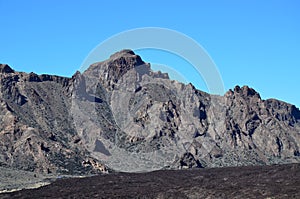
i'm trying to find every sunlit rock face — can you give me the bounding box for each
[0,50,299,174]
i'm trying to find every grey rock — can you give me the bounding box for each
[0,50,299,175]
[0,64,14,73]
[0,70,109,175]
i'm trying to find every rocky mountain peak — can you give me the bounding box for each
[84,49,149,90]
[106,49,145,70]
[0,64,14,73]
[88,49,145,72]
[109,49,136,59]
[226,85,261,99]
[0,50,299,176]
[235,85,258,96]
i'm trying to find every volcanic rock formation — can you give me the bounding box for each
[0,50,299,174]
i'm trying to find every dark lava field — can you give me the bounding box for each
[1,163,299,199]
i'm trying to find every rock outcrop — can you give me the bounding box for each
[0,50,299,174]
[0,64,14,73]
[0,68,108,175]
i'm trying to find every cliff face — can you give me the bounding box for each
[0,64,108,174]
[0,50,299,174]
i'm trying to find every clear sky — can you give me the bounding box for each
[1,0,299,107]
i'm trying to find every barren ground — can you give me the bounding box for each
[1,163,299,199]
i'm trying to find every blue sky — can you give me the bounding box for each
[1,1,299,107]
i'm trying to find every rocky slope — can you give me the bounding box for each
[0,50,299,175]
[0,64,108,175]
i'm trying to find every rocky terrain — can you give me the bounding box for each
[0,49,300,191]
[0,166,57,193]
[0,63,109,175]
[2,163,300,199]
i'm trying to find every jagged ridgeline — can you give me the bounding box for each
[0,50,299,174]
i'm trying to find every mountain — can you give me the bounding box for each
[0,64,108,175]
[0,50,299,176]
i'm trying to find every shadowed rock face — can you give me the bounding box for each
[0,50,299,175]
[0,64,14,73]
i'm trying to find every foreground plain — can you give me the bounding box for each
[1,163,299,199]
